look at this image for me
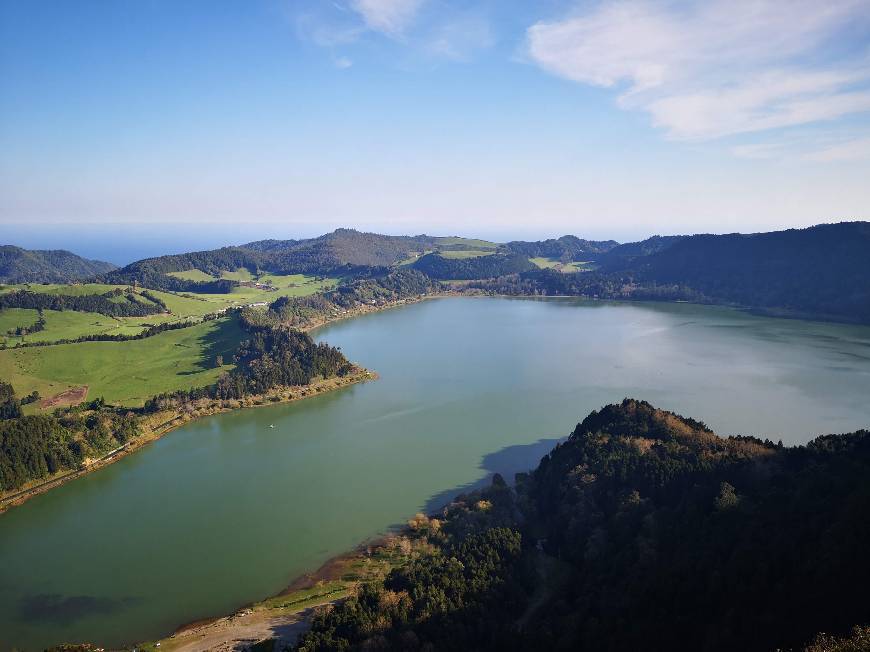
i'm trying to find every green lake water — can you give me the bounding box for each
[2,297,870,650]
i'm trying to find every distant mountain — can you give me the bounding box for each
[246,229,437,273]
[101,246,265,292]
[0,245,116,284]
[594,234,686,270]
[503,235,619,261]
[634,222,870,322]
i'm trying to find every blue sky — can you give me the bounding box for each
[2,0,870,252]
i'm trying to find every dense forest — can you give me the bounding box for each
[0,245,116,284]
[293,400,870,652]
[143,312,352,412]
[0,288,165,317]
[243,268,440,331]
[502,235,618,261]
[412,252,534,280]
[253,229,437,273]
[627,222,870,322]
[0,383,139,492]
[593,234,686,270]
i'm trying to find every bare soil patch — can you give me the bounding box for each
[40,385,88,409]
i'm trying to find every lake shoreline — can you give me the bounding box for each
[0,288,449,514]
[144,532,413,652]
[0,366,377,514]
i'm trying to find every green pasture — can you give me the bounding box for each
[434,237,499,249]
[0,316,244,408]
[438,249,496,259]
[530,257,590,272]
[0,308,166,346]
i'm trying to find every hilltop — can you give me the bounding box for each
[0,246,116,284]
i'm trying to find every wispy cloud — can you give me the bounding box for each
[803,136,870,162]
[424,12,495,61]
[526,0,870,142]
[349,0,425,37]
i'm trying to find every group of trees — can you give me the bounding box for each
[244,269,440,331]
[6,308,46,336]
[293,399,870,651]
[296,484,527,651]
[0,384,139,492]
[144,313,353,412]
[0,288,164,317]
[503,235,618,261]
[412,253,534,280]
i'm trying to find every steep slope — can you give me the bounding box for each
[594,234,686,270]
[0,246,116,284]
[633,222,870,321]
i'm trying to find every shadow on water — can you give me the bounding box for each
[422,437,565,514]
[18,593,142,625]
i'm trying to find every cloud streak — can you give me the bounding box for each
[526,0,870,141]
[350,0,425,36]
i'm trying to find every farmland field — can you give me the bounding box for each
[0,308,166,346]
[438,249,496,259]
[433,236,499,249]
[0,316,244,408]
[530,257,590,272]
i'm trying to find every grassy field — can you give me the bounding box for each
[530,257,590,272]
[167,269,215,282]
[0,282,131,296]
[0,317,244,408]
[0,273,337,408]
[150,273,337,317]
[219,268,256,282]
[434,236,500,249]
[0,308,167,346]
[0,308,40,335]
[438,249,496,259]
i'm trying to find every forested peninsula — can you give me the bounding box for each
[286,400,870,652]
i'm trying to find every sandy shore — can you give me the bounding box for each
[145,536,406,652]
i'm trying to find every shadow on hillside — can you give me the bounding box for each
[422,437,565,514]
[186,317,245,375]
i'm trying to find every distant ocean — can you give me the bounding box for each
[1,222,320,266]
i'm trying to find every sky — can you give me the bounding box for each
[1,0,870,259]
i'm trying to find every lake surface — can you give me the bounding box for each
[2,297,870,650]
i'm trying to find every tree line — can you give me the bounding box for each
[0,288,164,317]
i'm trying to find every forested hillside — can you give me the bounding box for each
[463,222,870,323]
[503,235,618,260]
[294,400,870,652]
[247,229,437,272]
[412,252,534,279]
[594,234,685,270]
[630,222,870,322]
[0,246,116,284]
